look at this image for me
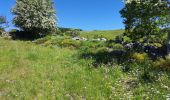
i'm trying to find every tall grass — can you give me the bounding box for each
[0,38,122,99]
[0,38,170,99]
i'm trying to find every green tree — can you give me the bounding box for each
[12,0,57,36]
[0,16,6,31]
[120,0,170,43]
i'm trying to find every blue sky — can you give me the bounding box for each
[0,0,125,31]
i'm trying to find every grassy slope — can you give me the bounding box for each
[0,38,123,99]
[79,30,124,40]
[0,37,170,99]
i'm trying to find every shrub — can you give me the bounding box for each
[58,38,81,49]
[55,29,63,36]
[123,58,156,82]
[108,43,124,50]
[139,59,156,82]
[65,30,80,37]
[42,40,53,47]
[132,53,148,62]
[33,36,51,44]
[153,56,170,71]
[114,35,124,44]
[95,47,108,53]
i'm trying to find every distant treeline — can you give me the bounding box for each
[58,27,83,33]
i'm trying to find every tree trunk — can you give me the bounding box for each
[167,31,170,56]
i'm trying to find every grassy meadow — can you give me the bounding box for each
[0,37,123,99]
[79,30,124,40]
[1,0,169,99]
[0,30,170,100]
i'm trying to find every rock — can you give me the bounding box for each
[92,38,107,41]
[72,37,87,41]
[100,38,107,41]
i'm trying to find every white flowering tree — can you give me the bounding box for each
[12,0,57,36]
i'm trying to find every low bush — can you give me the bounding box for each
[153,56,170,71]
[132,53,148,62]
[55,29,63,36]
[42,40,54,47]
[65,30,80,37]
[107,43,124,50]
[138,59,155,82]
[114,34,124,43]
[33,36,51,44]
[122,58,156,82]
[58,38,81,49]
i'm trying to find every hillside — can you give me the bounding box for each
[0,38,122,99]
[79,30,124,40]
[1,0,169,99]
[0,37,170,99]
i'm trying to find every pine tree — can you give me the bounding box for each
[12,0,57,35]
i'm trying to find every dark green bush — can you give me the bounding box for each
[65,30,80,37]
[9,29,44,40]
[57,27,82,36]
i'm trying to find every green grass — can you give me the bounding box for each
[0,38,123,99]
[79,30,124,40]
[0,37,170,99]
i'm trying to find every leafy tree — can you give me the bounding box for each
[0,16,6,31]
[120,0,170,43]
[12,0,57,36]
